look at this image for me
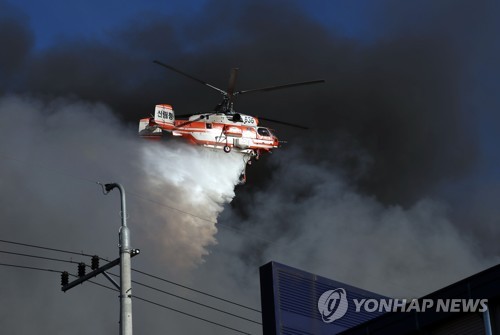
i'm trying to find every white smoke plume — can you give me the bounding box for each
[0,94,245,272]
[139,142,246,268]
[0,94,260,335]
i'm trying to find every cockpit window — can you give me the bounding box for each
[257,127,271,136]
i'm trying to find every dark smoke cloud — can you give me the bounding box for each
[0,2,33,89]
[207,147,495,298]
[1,0,500,334]
[2,0,494,207]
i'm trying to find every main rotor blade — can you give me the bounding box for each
[153,60,227,96]
[257,116,309,130]
[227,68,239,100]
[235,79,325,96]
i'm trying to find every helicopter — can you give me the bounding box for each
[138,60,324,181]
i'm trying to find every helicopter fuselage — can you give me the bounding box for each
[139,104,279,157]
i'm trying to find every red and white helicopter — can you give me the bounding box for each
[139,60,324,181]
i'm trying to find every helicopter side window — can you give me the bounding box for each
[206,123,212,129]
[257,127,270,136]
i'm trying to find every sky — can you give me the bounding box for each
[1,0,500,334]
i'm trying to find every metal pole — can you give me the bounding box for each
[105,183,133,335]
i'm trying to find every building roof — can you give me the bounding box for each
[340,264,500,334]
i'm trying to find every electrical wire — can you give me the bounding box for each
[86,278,257,335]
[104,271,261,325]
[0,238,261,312]
[127,190,215,224]
[133,296,253,335]
[0,247,261,324]
[127,190,274,244]
[0,262,62,274]
[131,268,261,313]
[0,250,82,265]
[0,262,255,335]
[0,239,96,258]
[109,283,257,335]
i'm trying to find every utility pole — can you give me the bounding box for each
[104,183,133,335]
[61,182,137,335]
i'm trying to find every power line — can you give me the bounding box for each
[0,250,82,265]
[0,239,96,258]
[127,190,274,244]
[88,283,254,334]
[0,262,62,274]
[105,271,261,325]
[133,295,253,335]
[132,268,261,313]
[87,275,258,334]
[127,190,216,224]
[0,247,261,324]
[0,262,115,298]
[0,238,261,313]
[0,262,256,335]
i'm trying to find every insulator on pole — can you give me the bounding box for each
[91,255,99,270]
[78,262,86,277]
[61,271,69,286]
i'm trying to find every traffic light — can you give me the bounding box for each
[78,262,86,277]
[61,271,69,286]
[91,255,99,270]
